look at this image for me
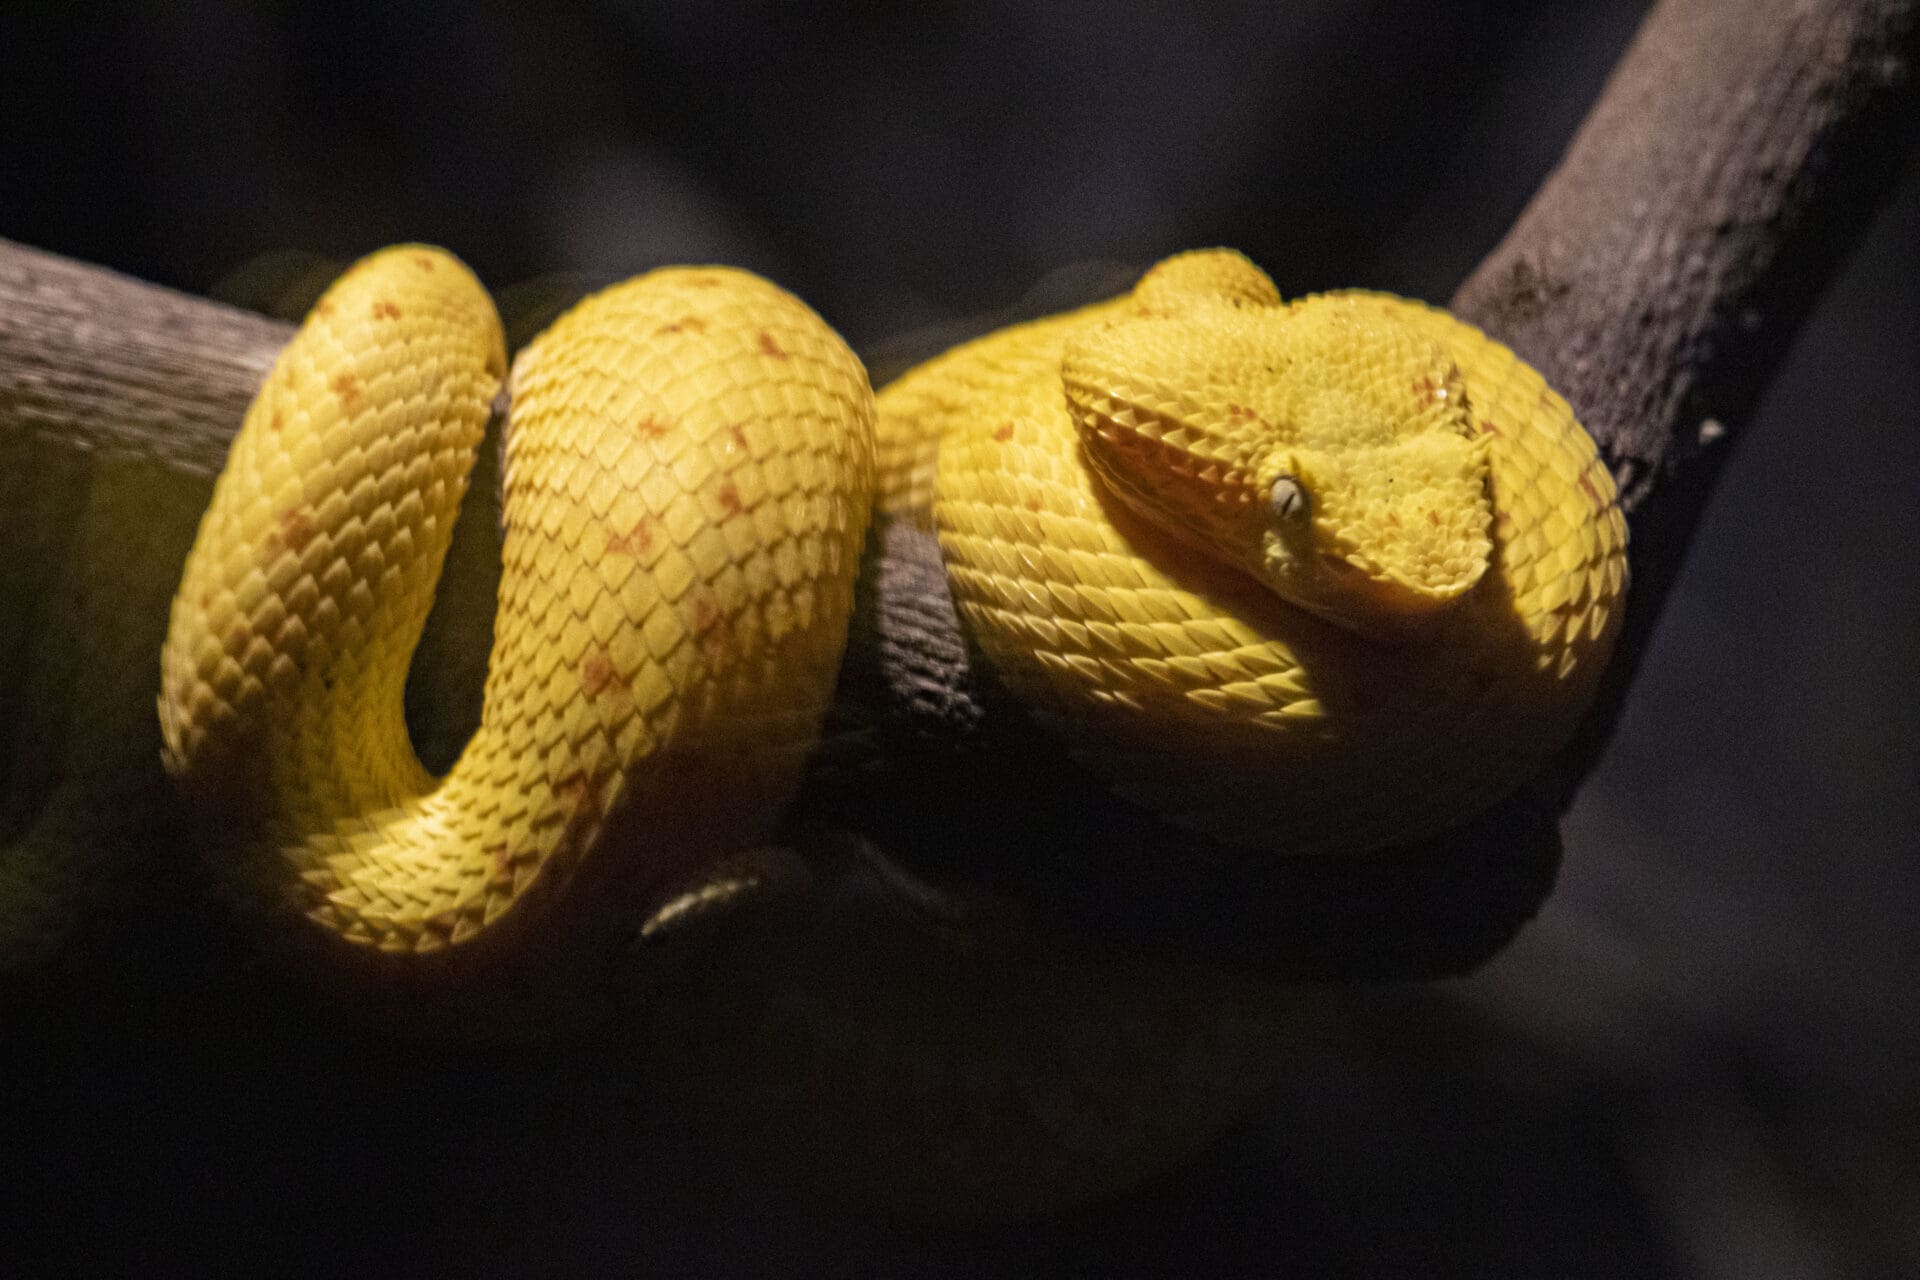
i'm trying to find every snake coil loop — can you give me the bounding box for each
[159,245,1624,1014]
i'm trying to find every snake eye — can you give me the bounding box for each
[1268,475,1309,522]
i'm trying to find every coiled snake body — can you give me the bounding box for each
[158,245,1625,1011]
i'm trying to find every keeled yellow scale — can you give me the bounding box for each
[880,249,1627,852]
[160,239,1621,1013]
[159,246,873,1012]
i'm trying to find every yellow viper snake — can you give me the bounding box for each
[156,244,1626,1019]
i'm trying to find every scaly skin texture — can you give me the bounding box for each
[882,249,1628,850]
[640,251,1624,1217]
[150,245,1619,1207]
[157,244,1621,1002]
[158,247,874,1020]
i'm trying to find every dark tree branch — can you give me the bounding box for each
[0,243,289,479]
[2,0,1915,982]
[1456,0,1920,796]
[1458,0,1919,492]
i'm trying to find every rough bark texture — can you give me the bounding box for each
[0,242,289,479]
[2,0,1916,980]
[1457,0,1920,796]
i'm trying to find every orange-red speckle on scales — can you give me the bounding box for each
[485,842,513,880]
[606,517,655,557]
[331,372,361,407]
[691,596,723,636]
[1578,471,1607,510]
[563,771,616,849]
[992,422,1015,443]
[371,300,402,321]
[547,770,607,829]
[635,416,672,441]
[691,596,736,665]
[756,331,789,360]
[655,316,708,336]
[278,508,317,553]
[579,649,621,698]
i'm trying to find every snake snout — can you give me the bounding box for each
[1263,436,1494,634]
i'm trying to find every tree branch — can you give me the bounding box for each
[1456,0,1920,793]
[0,242,287,479]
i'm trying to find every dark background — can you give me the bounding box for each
[3,1,1917,1275]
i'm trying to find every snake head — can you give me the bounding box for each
[1064,253,1494,641]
